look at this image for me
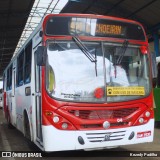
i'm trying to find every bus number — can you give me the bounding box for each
[117,118,123,122]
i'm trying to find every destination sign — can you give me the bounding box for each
[96,24,123,35]
[70,20,125,36]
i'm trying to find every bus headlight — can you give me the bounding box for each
[44,110,76,130]
[53,116,59,123]
[145,111,150,117]
[133,108,153,126]
[62,123,68,129]
[139,118,144,124]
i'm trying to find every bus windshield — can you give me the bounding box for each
[46,40,151,102]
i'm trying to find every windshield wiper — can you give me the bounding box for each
[72,36,98,76]
[72,36,96,63]
[116,40,129,65]
[112,40,129,78]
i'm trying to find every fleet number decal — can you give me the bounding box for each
[107,86,145,96]
[137,131,151,138]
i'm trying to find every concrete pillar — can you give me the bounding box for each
[153,31,159,57]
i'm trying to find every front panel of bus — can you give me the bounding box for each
[39,14,154,151]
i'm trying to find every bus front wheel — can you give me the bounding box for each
[24,111,36,149]
[24,112,31,141]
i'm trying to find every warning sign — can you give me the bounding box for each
[107,86,145,96]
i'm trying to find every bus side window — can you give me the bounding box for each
[24,41,32,84]
[157,62,160,88]
[6,65,12,91]
[6,68,9,91]
[17,50,24,86]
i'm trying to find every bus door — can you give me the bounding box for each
[34,49,43,145]
[151,52,160,123]
[11,63,16,125]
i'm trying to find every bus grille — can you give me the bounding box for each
[68,107,138,120]
[81,122,128,129]
[86,131,126,143]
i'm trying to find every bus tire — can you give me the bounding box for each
[24,112,31,140]
[24,111,35,149]
[155,121,160,128]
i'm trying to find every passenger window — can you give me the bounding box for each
[24,41,32,84]
[6,65,12,90]
[17,51,24,86]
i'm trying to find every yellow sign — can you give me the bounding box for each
[107,87,145,96]
[96,24,122,35]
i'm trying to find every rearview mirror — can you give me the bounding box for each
[36,46,47,66]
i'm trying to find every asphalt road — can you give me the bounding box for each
[0,108,160,160]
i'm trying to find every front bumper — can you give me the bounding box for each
[42,119,154,152]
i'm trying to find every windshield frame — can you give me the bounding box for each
[45,39,152,103]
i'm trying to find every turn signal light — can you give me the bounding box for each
[140,46,147,54]
[45,111,53,116]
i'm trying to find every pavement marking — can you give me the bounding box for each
[0,123,15,160]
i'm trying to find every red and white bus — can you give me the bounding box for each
[3,13,154,151]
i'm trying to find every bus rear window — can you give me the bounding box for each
[45,16,145,41]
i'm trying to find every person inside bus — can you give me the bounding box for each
[105,46,129,86]
[120,57,130,77]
